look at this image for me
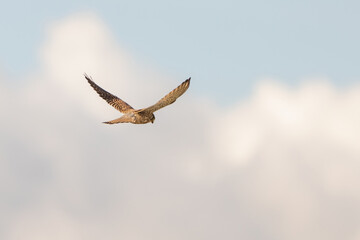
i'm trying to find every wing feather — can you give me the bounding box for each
[84,74,134,113]
[138,78,190,114]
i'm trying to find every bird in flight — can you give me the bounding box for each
[84,74,191,124]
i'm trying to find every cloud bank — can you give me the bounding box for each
[1,12,360,240]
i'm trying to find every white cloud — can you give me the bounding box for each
[39,12,170,119]
[212,79,360,165]
[1,12,360,240]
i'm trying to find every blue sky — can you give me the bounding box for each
[1,2,360,239]
[1,0,360,104]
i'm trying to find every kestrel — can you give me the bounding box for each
[84,74,191,124]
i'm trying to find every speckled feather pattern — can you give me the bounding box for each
[85,74,190,124]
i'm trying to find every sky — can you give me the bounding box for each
[2,0,360,103]
[1,1,360,240]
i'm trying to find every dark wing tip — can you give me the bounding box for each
[84,74,98,90]
[84,73,92,81]
[180,77,191,88]
[184,77,191,88]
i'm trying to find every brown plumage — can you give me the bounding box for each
[84,74,190,124]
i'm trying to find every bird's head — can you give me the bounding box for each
[151,114,155,124]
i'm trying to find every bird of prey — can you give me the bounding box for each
[84,74,190,124]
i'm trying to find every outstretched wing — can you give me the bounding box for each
[137,78,190,114]
[84,74,134,113]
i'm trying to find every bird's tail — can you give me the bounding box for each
[103,116,132,124]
